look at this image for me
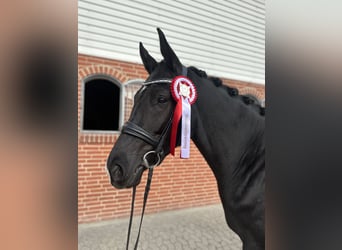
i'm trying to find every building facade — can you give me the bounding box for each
[78,0,265,223]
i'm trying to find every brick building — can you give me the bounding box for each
[78,1,265,223]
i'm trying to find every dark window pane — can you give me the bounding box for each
[83,78,120,131]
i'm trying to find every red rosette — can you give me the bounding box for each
[169,76,197,156]
[170,76,197,104]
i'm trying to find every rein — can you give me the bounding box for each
[121,66,188,249]
[125,168,153,250]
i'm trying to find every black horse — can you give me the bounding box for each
[107,29,265,250]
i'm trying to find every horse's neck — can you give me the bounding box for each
[191,81,264,184]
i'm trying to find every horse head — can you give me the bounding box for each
[107,28,184,188]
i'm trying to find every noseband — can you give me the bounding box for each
[121,79,173,169]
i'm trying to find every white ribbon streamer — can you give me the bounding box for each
[181,97,191,158]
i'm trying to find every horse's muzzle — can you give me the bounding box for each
[109,162,145,189]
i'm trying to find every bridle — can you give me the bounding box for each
[121,66,188,250]
[121,79,173,170]
[120,79,173,250]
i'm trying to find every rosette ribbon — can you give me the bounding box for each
[170,76,197,158]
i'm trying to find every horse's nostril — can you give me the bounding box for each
[112,164,124,181]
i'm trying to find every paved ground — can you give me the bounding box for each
[78,204,242,250]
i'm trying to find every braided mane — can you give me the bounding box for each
[188,66,265,116]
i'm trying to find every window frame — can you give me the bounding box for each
[122,78,144,122]
[80,74,123,134]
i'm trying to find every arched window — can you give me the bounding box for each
[82,76,122,131]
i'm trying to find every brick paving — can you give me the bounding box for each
[78,204,242,250]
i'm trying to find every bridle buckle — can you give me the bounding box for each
[143,151,161,169]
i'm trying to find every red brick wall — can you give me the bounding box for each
[78,54,265,223]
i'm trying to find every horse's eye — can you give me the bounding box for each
[157,96,168,103]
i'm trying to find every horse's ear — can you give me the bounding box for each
[139,42,157,74]
[157,28,182,74]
